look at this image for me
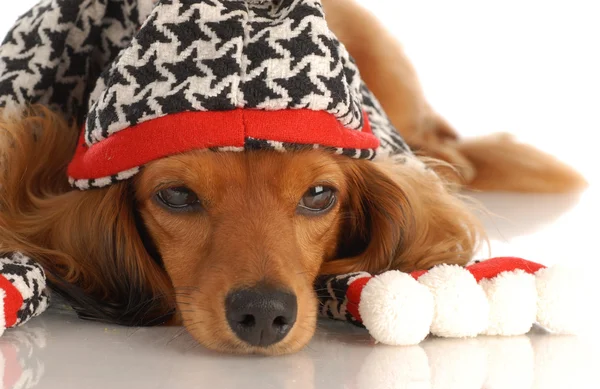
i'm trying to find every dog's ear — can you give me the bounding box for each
[0,106,174,325]
[1,182,176,326]
[323,158,483,274]
[40,184,175,325]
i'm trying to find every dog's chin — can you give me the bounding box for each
[181,305,318,356]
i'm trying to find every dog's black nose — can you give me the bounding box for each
[225,287,297,347]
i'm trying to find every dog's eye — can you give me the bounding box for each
[297,186,337,215]
[156,187,201,211]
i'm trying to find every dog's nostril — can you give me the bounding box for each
[239,314,256,328]
[272,315,288,329]
[225,286,297,347]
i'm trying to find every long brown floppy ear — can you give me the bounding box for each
[0,106,174,325]
[323,157,484,274]
[38,185,175,325]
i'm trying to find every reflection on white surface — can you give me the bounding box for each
[470,189,600,277]
[357,345,431,389]
[3,314,595,389]
[0,326,46,389]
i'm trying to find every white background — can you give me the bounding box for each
[356,0,599,186]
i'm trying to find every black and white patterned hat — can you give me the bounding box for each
[0,0,415,190]
[67,0,414,189]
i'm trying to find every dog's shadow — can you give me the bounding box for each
[465,191,584,242]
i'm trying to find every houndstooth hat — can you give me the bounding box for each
[66,0,406,189]
[0,0,414,190]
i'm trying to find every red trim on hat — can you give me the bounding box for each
[68,109,380,180]
[242,109,376,146]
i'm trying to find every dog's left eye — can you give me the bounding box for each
[155,186,201,211]
[297,186,337,215]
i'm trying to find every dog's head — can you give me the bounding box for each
[0,109,481,355]
[129,149,480,354]
[135,151,347,353]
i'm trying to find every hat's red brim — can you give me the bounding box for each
[67,109,380,181]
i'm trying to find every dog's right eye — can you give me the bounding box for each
[297,185,337,216]
[155,187,201,212]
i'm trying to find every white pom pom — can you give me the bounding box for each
[535,265,586,334]
[359,271,434,345]
[418,265,489,338]
[480,270,537,335]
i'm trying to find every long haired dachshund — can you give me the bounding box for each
[0,0,586,355]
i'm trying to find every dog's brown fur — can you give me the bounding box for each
[0,0,586,355]
[0,105,481,354]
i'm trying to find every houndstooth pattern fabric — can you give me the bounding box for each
[315,272,372,328]
[0,253,49,327]
[68,165,142,190]
[0,253,48,326]
[86,0,365,144]
[245,137,377,159]
[0,0,155,125]
[360,82,411,157]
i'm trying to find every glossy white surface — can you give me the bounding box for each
[5,309,598,389]
[1,1,599,388]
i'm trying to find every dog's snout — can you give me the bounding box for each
[225,287,297,347]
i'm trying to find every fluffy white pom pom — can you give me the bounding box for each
[359,270,434,345]
[418,265,489,337]
[535,265,585,334]
[480,270,537,336]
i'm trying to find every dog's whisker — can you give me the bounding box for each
[166,328,190,345]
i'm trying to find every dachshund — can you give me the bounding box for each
[0,0,585,355]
